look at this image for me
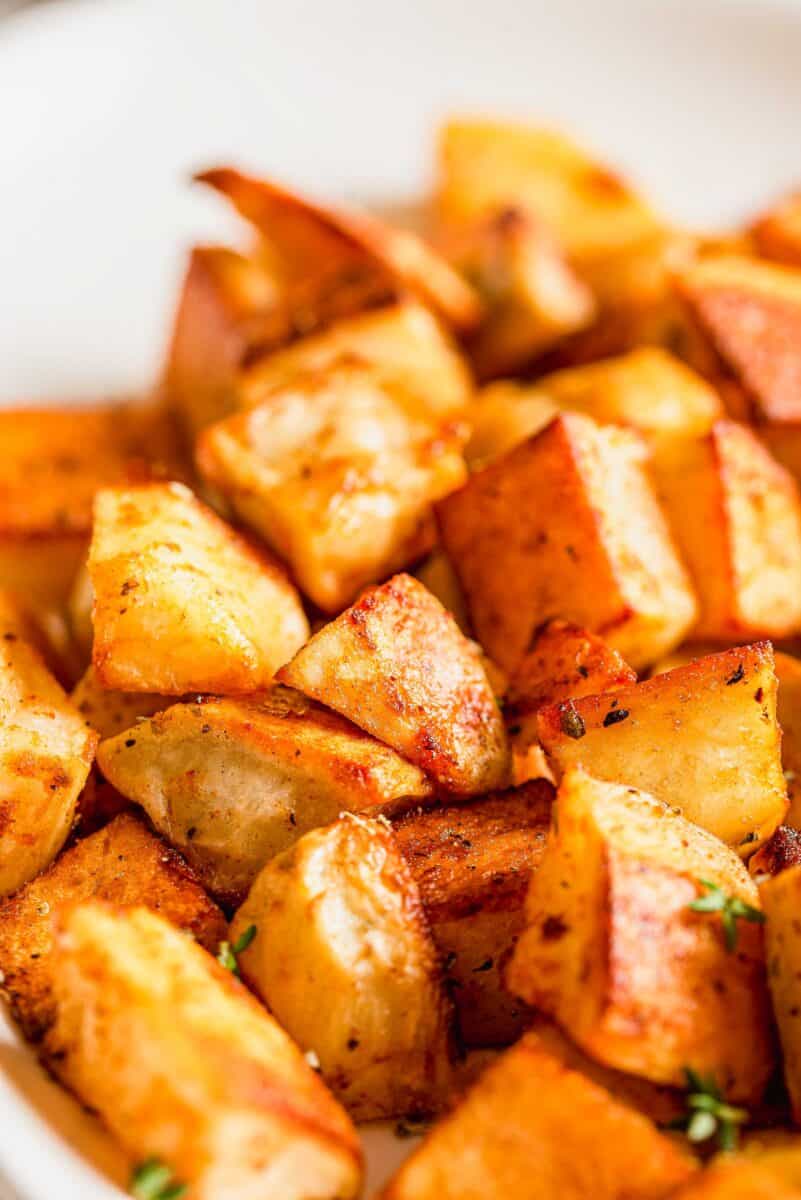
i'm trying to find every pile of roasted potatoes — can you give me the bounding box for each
[6,116,801,1199]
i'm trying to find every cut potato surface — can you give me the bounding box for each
[378,1030,696,1200]
[507,770,774,1101]
[0,637,97,897]
[70,666,169,740]
[438,412,697,672]
[97,687,433,904]
[538,642,787,853]
[760,865,801,1124]
[197,359,468,612]
[0,812,226,1041]
[232,814,453,1120]
[279,573,510,795]
[89,482,309,694]
[47,902,362,1200]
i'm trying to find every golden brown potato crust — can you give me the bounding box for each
[279,573,510,795]
[507,771,775,1102]
[47,903,362,1200]
[0,812,226,1042]
[538,642,787,852]
[89,482,309,694]
[97,688,433,904]
[506,619,637,713]
[379,1031,696,1200]
[393,779,554,1046]
[749,826,801,881]
[760,865,801,1124]
[70,666,170,740]
[670,1160,799,1200]
[437,412,696,672]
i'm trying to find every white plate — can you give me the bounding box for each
[1,0,801,1196]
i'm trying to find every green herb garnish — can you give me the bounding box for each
[688,880,764,952]
[558,701,586,740]
[130,1158,187,1200]
[670,1068,748,1152]
[217,924,257,976]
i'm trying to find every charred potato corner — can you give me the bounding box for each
[8,115,801,1199]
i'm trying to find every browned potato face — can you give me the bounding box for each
[442,208,595,379]
[0,812,226,1041]
[165,245,284,436]
[0,402,186,606]
[237,299,473,420]
[760,865,801,1124]
[463,380,558,469]
[773,651,801,828]
[749,826,801,881]
[47,903,362,1200]
[279,573,510,795]
[436,118,660,263]
[198,166,483,333]
[70,667,170,740]
[676,254,801,423]
[89,482,309,694]
[507,769,775,1102]
[538,643,787,853]
[197,360,468,612]
[752,190,801,267]
[232,814,454,1121]
[0,637,97,896]
[97,688,433,905]
[652,420,801,640]
[438,412,697,673]
[378,1030,696,1200]
[393,778,553,1046]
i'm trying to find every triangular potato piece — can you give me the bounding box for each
[279,573,510,795]
[89,482,308,694]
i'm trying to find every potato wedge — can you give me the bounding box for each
[676,254,801,423]
[198,166,482,332]
[652,420,801,640]
[537,643,787,853]
[437,412,697,673]
[232,814,453,1120]
[237,299,472,420]
[71,666,169,740]
[165,245,286,436]
[89,482,308,694]
[197,360,468,612]
[393,778,554,1046]
[670,1159,798,1200]
[0,812,225,1041]
[0,636,97,896]
[443,208,594,378]
[97,688,433,904]
[507,769,774,1101]
[436,118,661,263]
[279,573,510,794]
[47,902,362,1200]
[378,1030,696,1200]
[0,401,185,606]
[752,189,801,268]
[759,865,801,1124]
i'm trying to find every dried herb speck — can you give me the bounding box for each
[559,702,586,740]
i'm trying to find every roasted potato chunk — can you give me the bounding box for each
[237,299,472,420]
[47,903,362,1200]
[97,687,433,904]
[0,637,97,896]
[670,1159,798,1200]
[379,1030,696,1200]
[0,402,185,606]
[463,379,557,469]
[71,666,169,740]
[676,254,801,423]
[232,814,453,1120]
[538,643,787,852]
[89,482,308,694]
[198,166,482,333]
[0,812,225,1041]
[443,208,595,378]
[165,245,284,436]
[752,190,801,268]
[279,573,509,795]
[393,778,553,1045]
[412,548,471,633]
[652,420,801,640]
[760,865,801,1123]
[507,769,774,1101]
[774,651,801,828]
[438,412,697,673]
[197,360,468,612]
[436,118,660,264]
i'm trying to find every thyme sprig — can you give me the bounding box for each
[217,923,257,977]
[670,1068,748,1153]
[688,880,764,952]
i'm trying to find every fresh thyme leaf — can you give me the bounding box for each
[233,924,257,954]
[130,1158,187,1200]
[217,924,258,976]
[673,1068,748,1153]
[688,880,764,952]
